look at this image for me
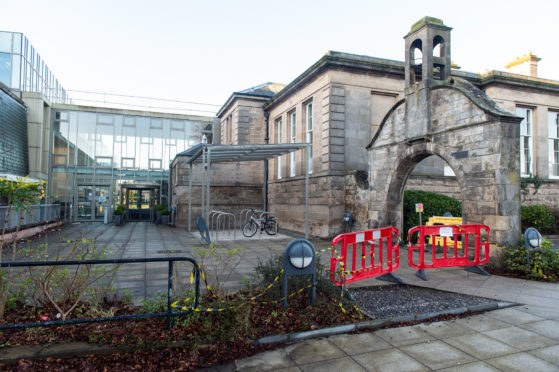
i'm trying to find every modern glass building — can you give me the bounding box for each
[50,106,214,221]
[0,31,69,103]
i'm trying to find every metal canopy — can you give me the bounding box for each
[186,144,309,164]
[183,143,311,239]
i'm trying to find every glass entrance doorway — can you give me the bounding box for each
[76,185,111,221]
[126,188,153,221]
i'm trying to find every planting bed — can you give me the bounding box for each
[0,284,504,371]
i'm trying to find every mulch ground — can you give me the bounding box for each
[0,289,360,371]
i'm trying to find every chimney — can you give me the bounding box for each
[505,52,541,77]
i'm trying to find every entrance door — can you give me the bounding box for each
[77,184,112,221]
[77,185,93,220]
[126,188,153,221]
[95,186,110,220]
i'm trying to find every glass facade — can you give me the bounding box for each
[50,108,212,220]
[0,31,69,103]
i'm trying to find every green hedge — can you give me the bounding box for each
[521,205,556,232]
[403,190,462,239]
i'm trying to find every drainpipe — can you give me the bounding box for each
[264,111,270,211]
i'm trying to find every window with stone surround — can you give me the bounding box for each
[290,110,296,177]
[305,101,313,174]
[223,115,232,145]
[548,111,559,178]
[276,117,282,179]
[517,107,533,176]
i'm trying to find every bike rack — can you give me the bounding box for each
[208,210,236,241]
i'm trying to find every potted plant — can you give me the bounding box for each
[155,204,164,224]
[114,205,126,226]
[161,208,170,226]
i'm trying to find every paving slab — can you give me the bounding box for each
[417,320,474,339]
[327,333,391,355]
[519,319,559,340]
[436,361,500,372]
[515,304,559,319]
[516,293,559,308]
[484,307,544,324]
[529,344,559,366]
[443,333,518,359]
[351,348,428,372]
[399,340,475,370]
[455,313,510,332]
[284,339,345,365]
[234,349,294,371]
[299,356,366,372]
[486,352,558,372]
[375,325,433,347]
[473,288,518,303]
[483,326,555,351]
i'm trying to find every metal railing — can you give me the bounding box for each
[65,90,221,115]
[0,257,200,330]
[0,204,61,230]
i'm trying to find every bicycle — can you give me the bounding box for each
[242,209,278,237]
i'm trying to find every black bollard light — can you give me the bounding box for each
[283,239,316,309]
[524,227,542,264]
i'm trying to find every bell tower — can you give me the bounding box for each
[404,17,452,139]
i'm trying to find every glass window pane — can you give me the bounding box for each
[549,112,559,139]
[0,52,12,86]
[122,158,134,168]
[98,114,114,125]
[123,116,135,127]
[149,159,162,169]
[10,54,20,89]
[0,32,11,53]
[95,156,112,167]
[150,119,162,128]
[12,33,21,54]
[171,121,184,130]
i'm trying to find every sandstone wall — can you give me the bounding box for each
[268,174,345,238]
[521,181,559,212]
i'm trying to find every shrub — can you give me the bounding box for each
[501,235,558,282]
[403,190,462,239]
[249,254,344,304]
[114,204,125,215]
[521,205,555,232]
[155,204,165,211]
[161,209,170,216]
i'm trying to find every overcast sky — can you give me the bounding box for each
[2,0,557,113]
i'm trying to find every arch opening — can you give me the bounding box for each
[386,153,463,241]
[409,39,423,83]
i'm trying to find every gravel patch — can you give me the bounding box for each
[351,284,497,319]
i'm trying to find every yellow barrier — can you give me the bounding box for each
[425,216,463,249]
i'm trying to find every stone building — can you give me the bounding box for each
[203,16,559,239]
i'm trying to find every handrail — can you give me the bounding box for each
[0,257,200,331]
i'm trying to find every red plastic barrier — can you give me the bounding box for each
[408,224,490,270]
[330,227,399,285]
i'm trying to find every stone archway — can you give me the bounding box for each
[367,79,522,246]
[367,17,522,246]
